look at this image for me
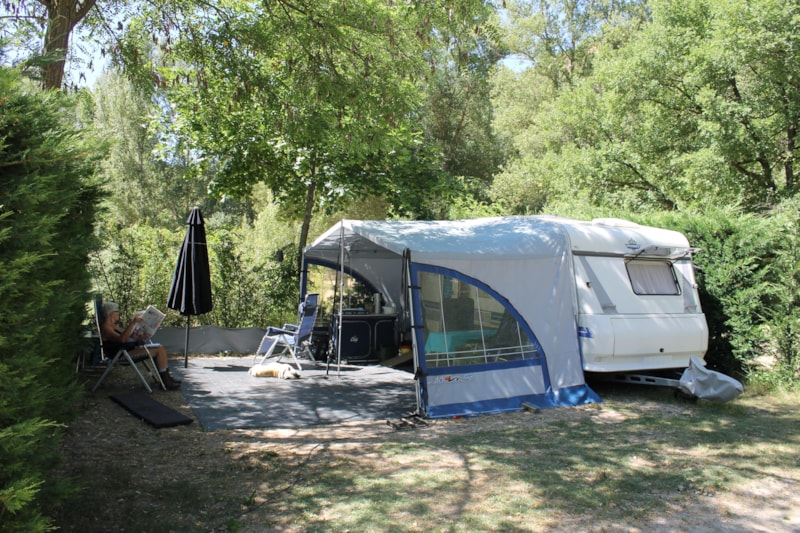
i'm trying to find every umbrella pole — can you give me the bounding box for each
[184,315,190,368]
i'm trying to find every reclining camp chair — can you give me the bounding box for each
[90,296,165,393]
[255,293,320,370]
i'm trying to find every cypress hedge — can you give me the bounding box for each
[1,67,102,531]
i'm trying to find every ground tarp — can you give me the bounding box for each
[169,356,416,430]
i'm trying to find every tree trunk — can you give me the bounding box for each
[40,0,97,90]
[297,158,317,275]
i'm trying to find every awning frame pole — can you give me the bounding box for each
[336,221,345,377]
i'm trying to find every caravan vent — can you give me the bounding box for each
[591,218,641,228]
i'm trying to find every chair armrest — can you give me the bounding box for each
[266,326,295,336]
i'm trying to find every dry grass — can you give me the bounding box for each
[51,361,800,532]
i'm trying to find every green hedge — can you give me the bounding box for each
[644,205,800,384]
[90,226,301,335]
[1,68,101,531]
[550,201,800,385]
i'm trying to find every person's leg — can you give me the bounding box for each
[153,345,168,371]
[152,344,181,387]
[132,346,168,371]
[132,345,180,389]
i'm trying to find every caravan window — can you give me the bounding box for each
[626,259,680,295]
[419,271,539,368]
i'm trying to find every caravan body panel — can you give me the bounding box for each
[561,218,708,373]
[579,314,709,372]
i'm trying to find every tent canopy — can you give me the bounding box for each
[303,216,571,317]
[305,217,566,260]
[303,216,602,418]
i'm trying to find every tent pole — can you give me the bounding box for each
[326,265,338,376]
[325,269,339,377]
[405,249,423,417]
[336,220,345,377]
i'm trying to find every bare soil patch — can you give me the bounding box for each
[52,359,800,532]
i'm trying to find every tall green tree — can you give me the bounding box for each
[492,0,800,213]
[578,0,800,210]
[82,70,213,229]
[1,0,207,90]
[417,2,508,217]
[490,0,648,212]
[138,0,492,260]
[2,0,101,89]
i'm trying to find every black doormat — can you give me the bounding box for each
[111,392,193,428]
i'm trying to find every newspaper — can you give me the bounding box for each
[131,305,166,341]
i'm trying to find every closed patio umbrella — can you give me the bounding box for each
[167,206,213,367]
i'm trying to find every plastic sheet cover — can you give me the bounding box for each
[679,356,743,402]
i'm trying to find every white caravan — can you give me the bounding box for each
[558,216,708,373]
[302,216,709,418]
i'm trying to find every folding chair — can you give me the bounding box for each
[255,293,320,370]
[89,296,165,393]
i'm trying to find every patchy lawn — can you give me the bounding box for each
[52,365,800,532]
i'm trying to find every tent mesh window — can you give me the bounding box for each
[419,272,538,368]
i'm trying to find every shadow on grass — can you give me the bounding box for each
[234,386,800,532]
[54,371,799,533]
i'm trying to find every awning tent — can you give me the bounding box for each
[302,217,601,418]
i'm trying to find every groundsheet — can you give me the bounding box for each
[169,356,417,430]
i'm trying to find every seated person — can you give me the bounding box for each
[100,301,181,390]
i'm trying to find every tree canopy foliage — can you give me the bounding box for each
[492,0,800,214]
[133,0,495,253]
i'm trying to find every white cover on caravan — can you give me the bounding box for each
[678,356,743,402]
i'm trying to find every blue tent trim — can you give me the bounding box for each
[422,357,547,378]
[425,392,557,419]
[554,384,603,406]
[423,383,601,419]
